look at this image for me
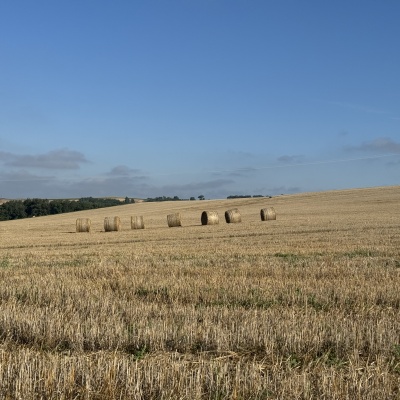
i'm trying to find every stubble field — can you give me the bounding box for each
[0,186,399,399]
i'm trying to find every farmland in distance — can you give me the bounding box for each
[0,186,399,399]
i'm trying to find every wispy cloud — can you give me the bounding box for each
[0,165,149,198]
[106,165,143,176]
[345,137,400,153]
[65,176,234,199]
[0,148,89,169]
[0,170,57,198]
[159,179,234,194]
[172,179,236,199]
[329,101,389,115]
[0,163,235,199]
[67,177,150,198]
[252,184,302,196]
[0,170,55,183]
[277,155,305,164]
[271,186,302,195]
[226,167,258,177]
[210,167,256,178]
[64,165,150,197]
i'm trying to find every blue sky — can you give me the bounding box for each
[1,1,399,199]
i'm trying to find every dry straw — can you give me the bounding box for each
[131,215,145,229]
[201,211,219,225]
[76,218,91,233]
[167,213,182,227]
[225,208,241,223]
[104,216,121,232]
[260,207,276,221]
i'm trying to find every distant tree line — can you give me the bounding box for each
[144,196,182,202]
[144,195,206,202]
[0,197,125,221]
[144,194,273,202]
[227,195,271,199]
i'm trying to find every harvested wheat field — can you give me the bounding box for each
[0,186,399,399]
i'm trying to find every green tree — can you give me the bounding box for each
[0,201,27,220]
[23,198,50,217]
[49,200,65,214]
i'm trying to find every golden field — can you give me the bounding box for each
[0,186,399,399]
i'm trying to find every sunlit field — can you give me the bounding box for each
[0,186,399,399]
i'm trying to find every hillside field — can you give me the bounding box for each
[0,186,399,399]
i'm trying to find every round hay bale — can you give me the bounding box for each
[225,208,241,223]
[167,213,182,227]
[76,218,91,233]
[260,207,276,221]
[131,215,145,229]
[201,211,219,225]
[104,216,121,232]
